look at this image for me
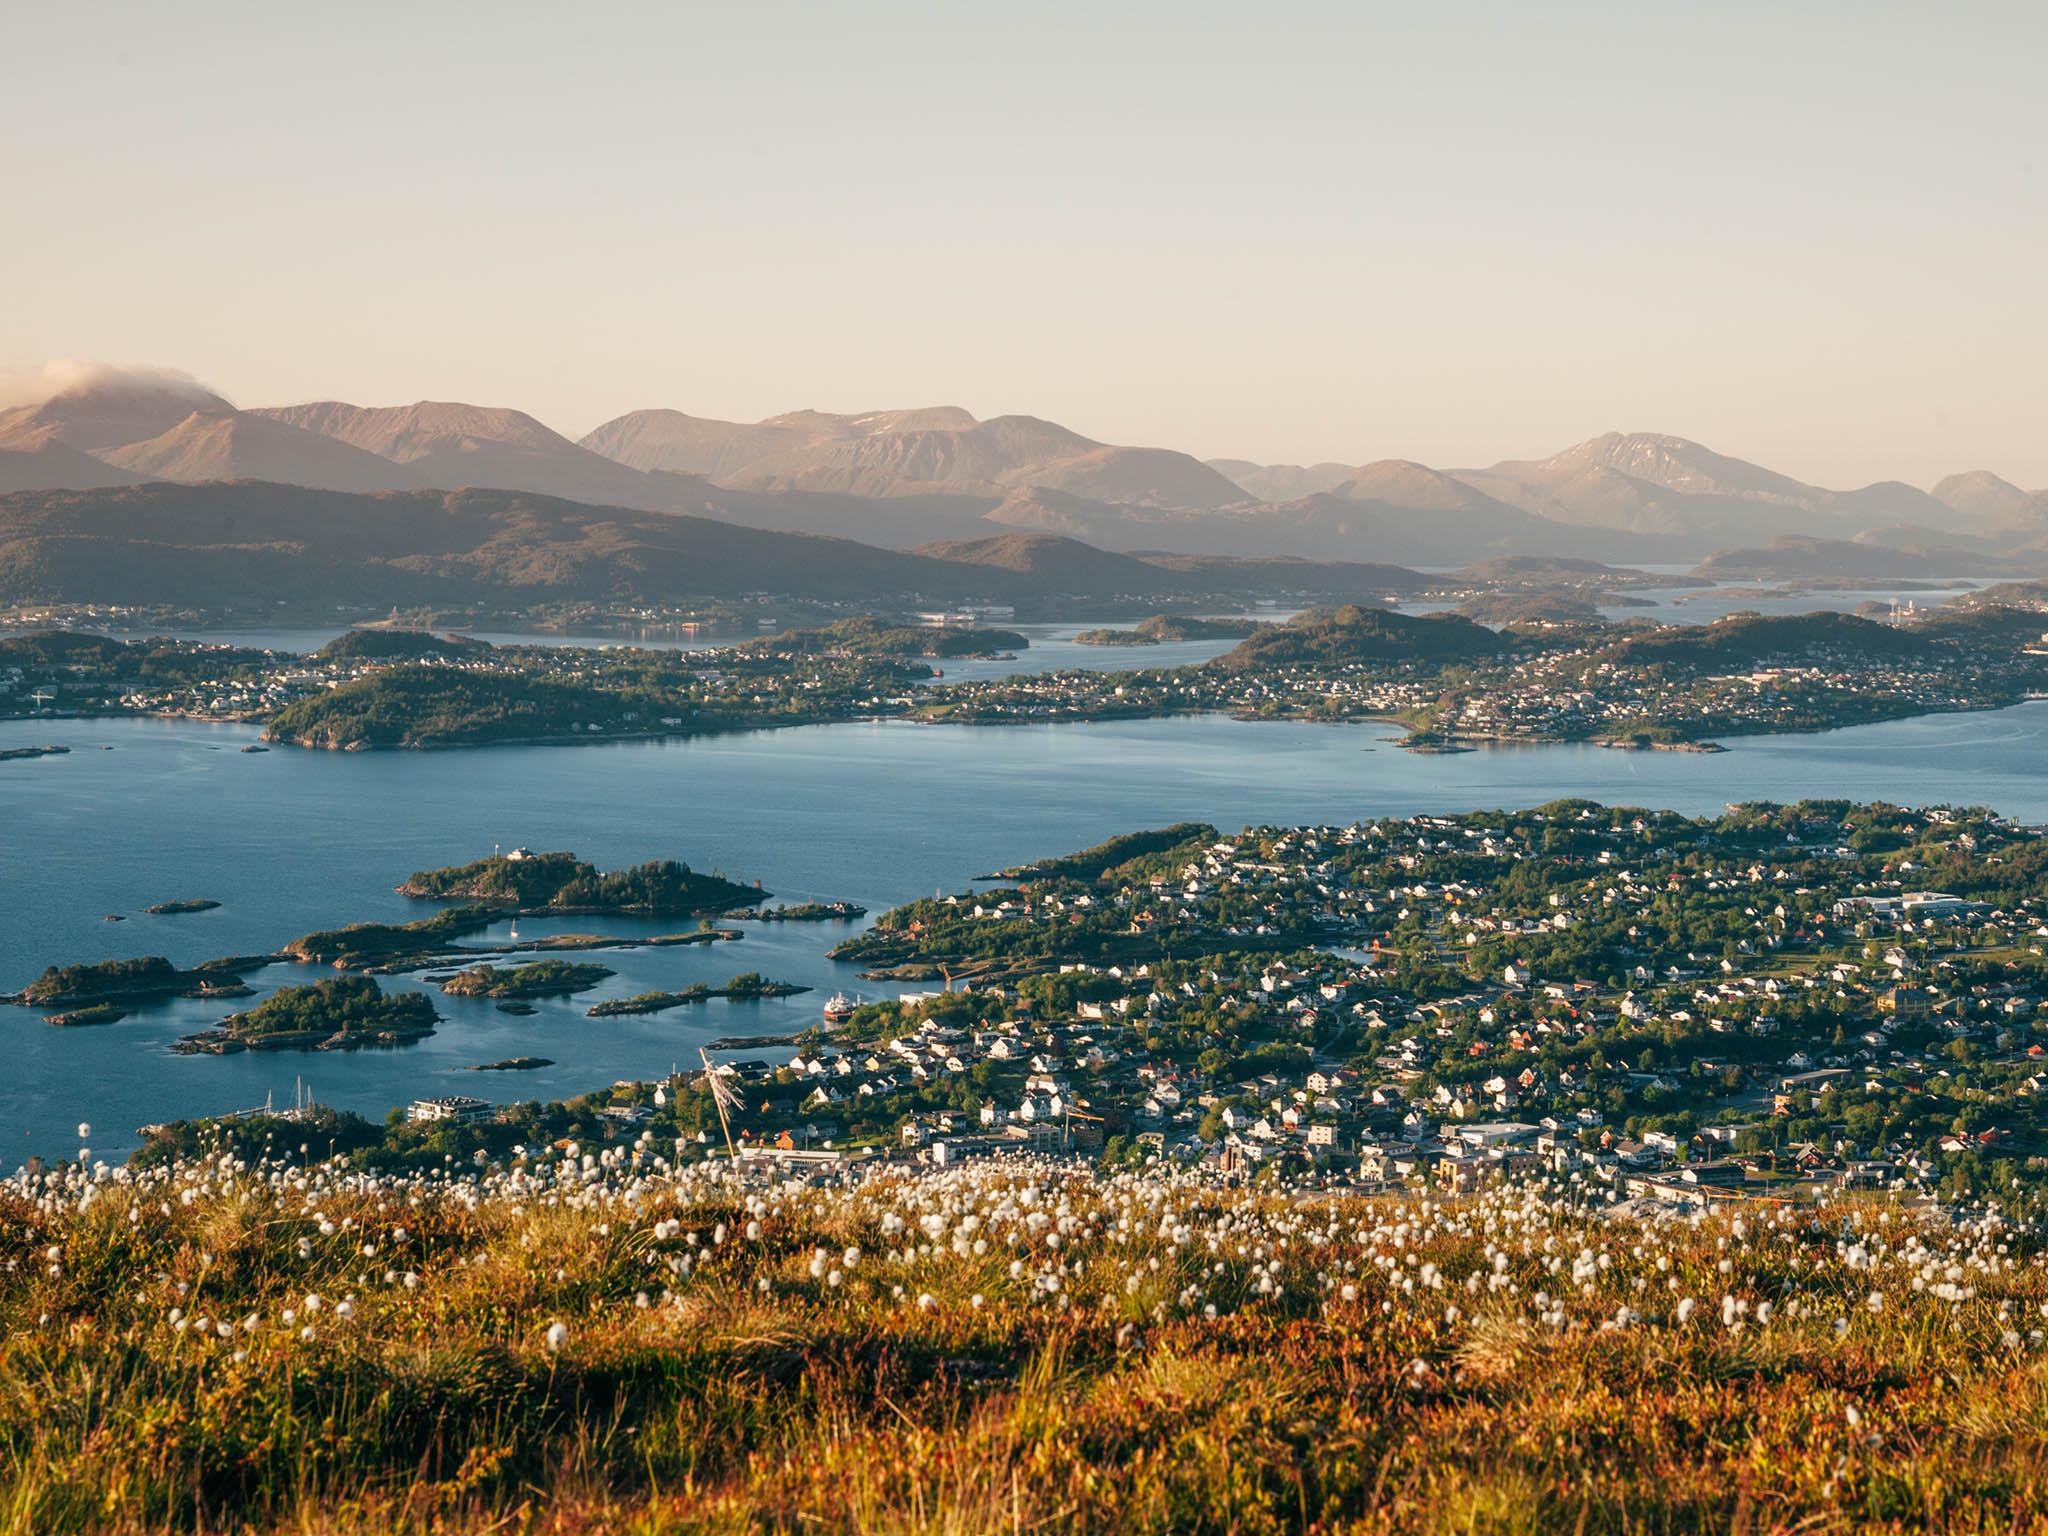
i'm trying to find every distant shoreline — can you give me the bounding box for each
[10,693,2048,757]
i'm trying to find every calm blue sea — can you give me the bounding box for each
[3,700,2046,1165]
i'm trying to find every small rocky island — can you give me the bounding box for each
[738,617,1029,660]
[439,960,614,998]
[397,851,763,915]
[1074,614,1267,646]
[145,899,222,916]
[175,976,438,1054]
[12,954,256,1009]
[724,900,866,922]
[584,972,807,1016]
[1072,627,1161,646]
[44,1003,128,1027]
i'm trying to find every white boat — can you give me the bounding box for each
[822,992,855,1024]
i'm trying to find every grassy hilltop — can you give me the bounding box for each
[4,1156,2047,1534]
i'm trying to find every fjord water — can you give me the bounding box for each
[5,704,2048,1166]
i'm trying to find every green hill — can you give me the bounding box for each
[1598,611,1935,669]
[312,629,488,662]
[1210,605,1507,669]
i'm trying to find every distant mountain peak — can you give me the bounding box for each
[1335,459,1512,513]
[255,400,573,459]
[1932,469,2045,529]
[1205,459,1356,502]
[248,399,673,507]
[1530,431,1817,503]
[0,366,234,453]
[99,409,420,492]
[844,406,983,435]
[575,403,1239,508]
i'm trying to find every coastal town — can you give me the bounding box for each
[122,801,2048,1220]
[914,605,2048,748]
[688,802,2048,1210]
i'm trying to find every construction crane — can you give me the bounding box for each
[697,1047,742,1161]
[1062,1101,1106,1152]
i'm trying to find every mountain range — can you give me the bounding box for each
[579,406,1249,511]
[2,370,2045,569]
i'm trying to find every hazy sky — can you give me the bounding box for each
[5,0,2044,487]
